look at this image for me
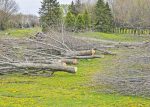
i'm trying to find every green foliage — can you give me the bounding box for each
[75,14,85,31]
[95,0,107,32]
[104,2,114,32]
[39,0,62,31]
[65,12,75,31]
[83,10,91,30]
[65,0,114,33]
[94,0,113,32]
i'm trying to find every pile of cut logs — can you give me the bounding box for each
[0,31,114,76]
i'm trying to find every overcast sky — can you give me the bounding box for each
[15,0,73,16]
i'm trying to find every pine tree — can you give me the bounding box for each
[65,12,75,31]
[74,0,82,16]
[39,0,62,31]
[75,14,85,31]
[69,1,76,15]
[94,0,107,32]
[105,2,114,32]
[83,10,91,30]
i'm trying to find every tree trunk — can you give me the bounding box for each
[64,49,95,57]
[68,55,104,59]
[60,59,78,65]
[3,63,77,74]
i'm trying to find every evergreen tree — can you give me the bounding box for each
[69,1,76,15]
[83,10,91,30]
[65,12,75,31]
[75,14,85,31]
[94,0,106,32]
[74,0,82,16]
[105,2,114,32]
[39,0,62,31]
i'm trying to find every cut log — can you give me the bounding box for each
[60,59,78,65]
[3,63,77,74]
[68,55,104,59]
[64,49,95,57]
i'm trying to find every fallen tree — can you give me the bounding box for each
[68,55,104,59]
[63,49,96,57]
[0,62,77,74]
[0,31,108,76]
[60,59,78,65]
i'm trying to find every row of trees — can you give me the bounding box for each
[39,0,113,32]
[10,14,39,29]
[0,0,18,30]
[108,0,150,29]
[0,0,39,30]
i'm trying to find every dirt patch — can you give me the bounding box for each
[94,45,150,98]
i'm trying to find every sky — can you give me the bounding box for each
[15,0,73,16]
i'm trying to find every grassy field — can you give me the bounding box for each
[78,32,150,42]
[0,27,41,38]
[0,57,150,107]
[0,29,150,107]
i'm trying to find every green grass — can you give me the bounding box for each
[0,57,150,107]
[78,32,150,42]
[0,27,41,38]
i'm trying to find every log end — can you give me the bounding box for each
[74,67,78,73]
[92,49,96,56]
[73,59,78,65]
[62,62,67,66]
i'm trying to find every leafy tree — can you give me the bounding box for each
[65,12,75,31]
[39,0,62,31]
[75,14,85,31]
[83,10,91,30]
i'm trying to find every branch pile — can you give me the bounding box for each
[0,31,113,76]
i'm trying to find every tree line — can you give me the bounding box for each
[39,0,150,34]
[0,0,39,31]
[108,0,150,34]
[39,0,113,33]
[1,0,149,34]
